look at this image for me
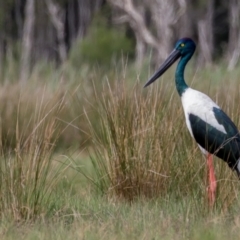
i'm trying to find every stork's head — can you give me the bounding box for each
[144,38,196,88]
[175,38,196,57]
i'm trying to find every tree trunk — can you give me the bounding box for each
[197,0,214,66]
[176,0,192,38]
[0,36,4,77]
[20,0,35,83]
[150,0,176,61]
[227,0,240,70]
[15,0,23,39]
[135,32,146,69]
[45,0,67,63]
[67,1,77,47]
[108,0,189,66]
[107,0,161,66]
[77,0,91,39]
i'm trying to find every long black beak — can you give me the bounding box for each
[144,49,181,88]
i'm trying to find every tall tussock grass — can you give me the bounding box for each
[85,76,240,210]
[0,85,67,221]
[0,62,239,224]
[86,79,194,198]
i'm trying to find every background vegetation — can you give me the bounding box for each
[0,0,240,239]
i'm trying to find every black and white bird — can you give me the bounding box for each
[144,38,240,206]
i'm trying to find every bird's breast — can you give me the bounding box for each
[181,88,227,136]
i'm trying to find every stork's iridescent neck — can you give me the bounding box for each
[175,52,193,97]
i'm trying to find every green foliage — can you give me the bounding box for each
[69,18,134,68]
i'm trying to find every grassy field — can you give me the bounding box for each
[0,61,240,239]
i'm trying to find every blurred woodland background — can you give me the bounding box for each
[1,0,240,82]
[2,1,240,234]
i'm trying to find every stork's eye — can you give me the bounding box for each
[181,43,185,47]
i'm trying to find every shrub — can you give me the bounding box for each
[69,18,134,68]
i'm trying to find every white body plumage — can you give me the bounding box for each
[181,88,227,139]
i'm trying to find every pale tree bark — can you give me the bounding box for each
[150,0,191,58]
[77,0,91,39]
[15,0,23,39]
[150,0,176,60]
[149,0,191,62]
[176,0,192,37]
[108,0,187,66]
[227,0,240,70]
[197,0,214,66]
[107,0,161,66]
[20,0,35,83]
[135,32,146,69]
[0,36,4,77]
[45,0,67,63]
[113,5,147,68]
[135,4,147,67]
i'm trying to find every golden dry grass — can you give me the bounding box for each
[84,67,240,210]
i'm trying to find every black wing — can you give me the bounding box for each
[189,107,240,172]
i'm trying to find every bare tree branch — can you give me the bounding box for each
[45,0,67,63]
[198,20,212,66]
[150,0,176,59]
[197,0,214,66]
[0,36,4,77]
[176,0,192,37]
[107,0,160,50]
[20,0,35,83]
[108,0,184,65]
[227,0,240,70]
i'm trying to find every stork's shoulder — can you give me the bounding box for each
[181,88,219,111]
[181,88,239,137]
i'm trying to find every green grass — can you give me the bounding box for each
[0,195,240,239]
[0,61,240,238]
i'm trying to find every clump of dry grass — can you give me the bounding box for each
[85,79,190,199]
[84,75,240,210]
[0,86,67,221]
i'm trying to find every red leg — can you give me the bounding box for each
[207,154,216,207]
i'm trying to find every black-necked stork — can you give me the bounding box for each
[144,38,240,206]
